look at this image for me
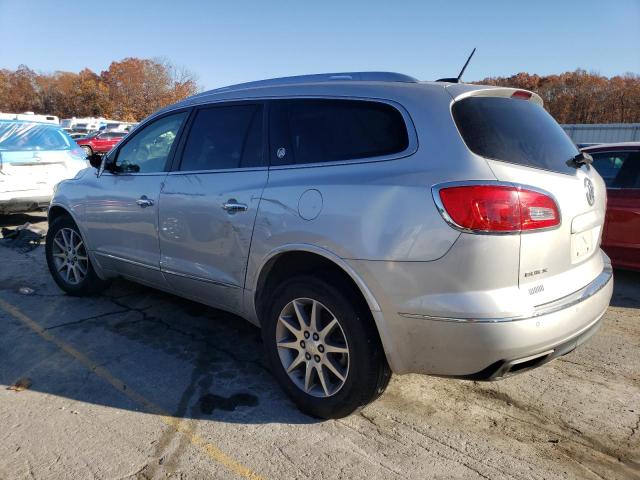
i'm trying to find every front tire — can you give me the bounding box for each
[46,215,107,296]
[262,273,391,419]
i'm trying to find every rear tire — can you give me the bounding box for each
[262,273,391,419]
[81,145,92,156]
[46,215,108,296]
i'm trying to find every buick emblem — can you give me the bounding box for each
[584,178,595,206]
[276,147,286,159]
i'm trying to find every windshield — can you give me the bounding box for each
[0,122,73,151]
[452,96,579,175]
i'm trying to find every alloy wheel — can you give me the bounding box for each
[51,228,89,285]
[276,298,350,398]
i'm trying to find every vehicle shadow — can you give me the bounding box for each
[1,265,319,425]
[610,268,640,308]
[1,248,636,426]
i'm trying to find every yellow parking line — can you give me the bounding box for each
[0,297,263,480]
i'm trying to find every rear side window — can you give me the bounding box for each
[270,99,408,166]
[179,104,264,171]
[591,151,640,188]
[452,97,579,175]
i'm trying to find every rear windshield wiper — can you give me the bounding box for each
[566,151,593,168]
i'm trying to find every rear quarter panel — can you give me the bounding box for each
[246,87,498,298]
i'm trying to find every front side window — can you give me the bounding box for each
[592,151,640,188]
[270,99,409,166]
[179,104,263,171]
[115,112,187,173]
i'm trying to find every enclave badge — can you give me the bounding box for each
[584,178,595,206]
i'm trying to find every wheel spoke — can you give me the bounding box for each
[61,229,71,249]
[76,262,87,275]
[303,361,314,393]
[316,365,330,397]
[319,318,338,340]
[54,238,65,251]
[57,261,67,272]
[324,342,349,355]
[309,300,318,332]
[286,353,305,373]
[52,253,66,258]
[323,357,346,382]
[71,266,79,283]
[64,265,71,281]
[293,300,309,328]
[76,254,88,261]
[276,340,299,350]
[279,315,301,336]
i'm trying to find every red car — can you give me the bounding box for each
[584,142,640,271]
[76,130,127,155]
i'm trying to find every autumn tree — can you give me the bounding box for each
[101,57,198,121]
[478,70,640,123]
[0,58,198,121]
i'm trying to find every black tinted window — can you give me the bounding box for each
[180,104,263,171]
[591,151,640,188]
[270,99,408,165]
[452,97,579,174]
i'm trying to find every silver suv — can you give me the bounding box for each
[45,72,613,418]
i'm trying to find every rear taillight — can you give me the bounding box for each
[434,184,560,233]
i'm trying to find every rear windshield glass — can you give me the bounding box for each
[452,97,579,174]
[0,122,73,151]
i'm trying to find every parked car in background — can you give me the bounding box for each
[46,72,613,418]
[584,142,640,270]
[68,132,88,140]
[75,130,127,155]
[0,120,88,214]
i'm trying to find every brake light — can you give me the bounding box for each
[511,90,532,100]
[435,184,560,233]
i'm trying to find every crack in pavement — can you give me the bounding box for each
[44,310,130,330]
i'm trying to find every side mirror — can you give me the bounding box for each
[88,153,102,169]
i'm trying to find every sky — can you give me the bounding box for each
[1,0,639,91]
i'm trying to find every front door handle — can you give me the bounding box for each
[222,199,248,214]
[136,195,154,208]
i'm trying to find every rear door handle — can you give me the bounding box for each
[136,195,154,208]
[222,199,248,214]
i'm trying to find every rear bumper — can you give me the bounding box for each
[359,255,613,376]
[0,189,52,214]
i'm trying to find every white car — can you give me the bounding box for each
[0,120,88,214]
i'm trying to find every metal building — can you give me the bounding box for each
[562,123,640,144]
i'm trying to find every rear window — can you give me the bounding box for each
[0,122,73,151]
[270,99,409,165]
[452,96,579,174]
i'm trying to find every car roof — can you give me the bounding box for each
[0,119,60,128]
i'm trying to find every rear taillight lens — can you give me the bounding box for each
[435,184,560,233]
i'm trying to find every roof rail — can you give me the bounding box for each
[194,72,419,97]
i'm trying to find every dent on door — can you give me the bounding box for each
[158,170,268,313]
